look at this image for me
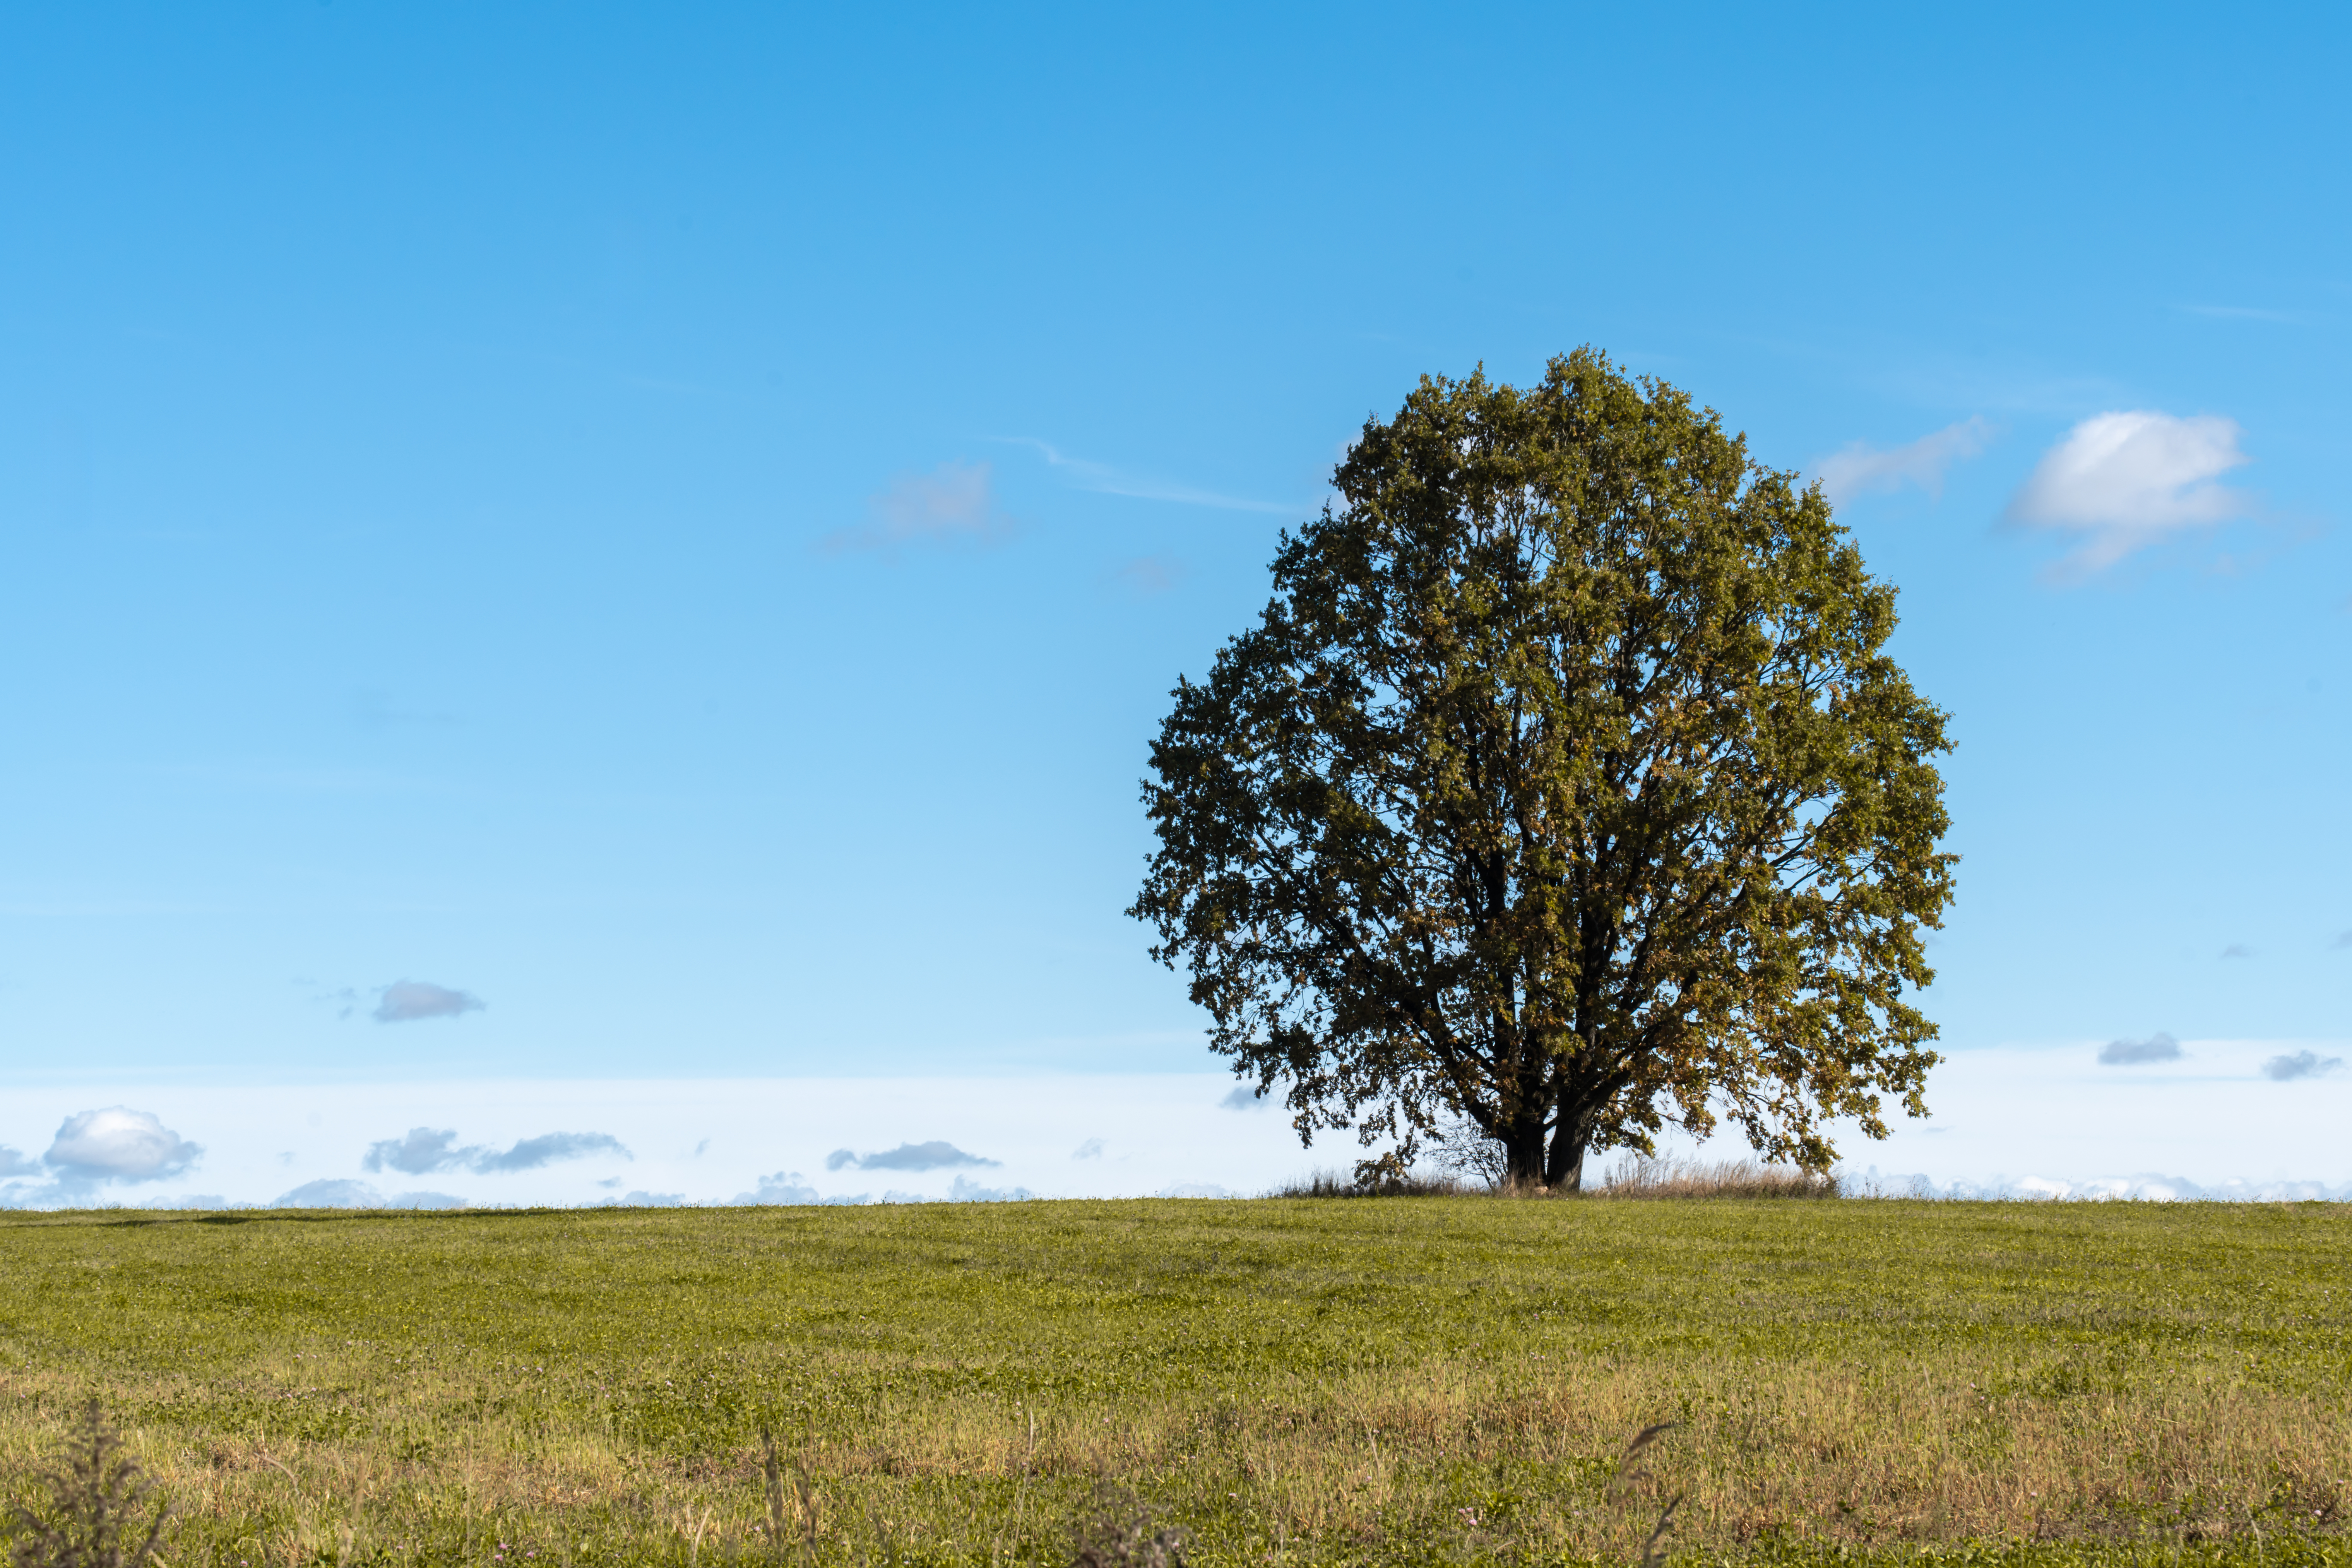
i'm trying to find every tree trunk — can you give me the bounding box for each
[1546,1103,1596,1192]
[1502,1116,1548,1187]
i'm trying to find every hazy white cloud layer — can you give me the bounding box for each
[1816,417,1992,505]
[2007,411,2253,570]
[0,1049,2342,1210]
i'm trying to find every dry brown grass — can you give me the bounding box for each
[1587,1155,1840,1200]
[3,1341,2342,1563]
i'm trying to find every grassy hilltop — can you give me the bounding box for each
[0,1197,2347,1568]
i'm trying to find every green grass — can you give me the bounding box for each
[1,1197,2347,1568]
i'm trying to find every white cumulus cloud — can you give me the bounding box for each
[44,1107,203,1184]
[1816,417,1993,506]
[2007,411,2253,570]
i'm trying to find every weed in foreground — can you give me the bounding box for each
[1068,1486,1186,1568]
[7,1400,172,1568]
[1618,1422,1685,1568]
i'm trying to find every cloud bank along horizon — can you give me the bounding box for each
[1,1042,2343,1211]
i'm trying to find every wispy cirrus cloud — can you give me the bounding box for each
[2006,411,2255,572]
[1000,438,1292,514]
[823,460,1012,555]
[1816,417,1993,506]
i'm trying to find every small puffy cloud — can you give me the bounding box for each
[2099,1032,2182,1066]
[364,1127,464,1174]
[1158,1182,1238,1198]
[373,981,484,1024]
[2220,943,2253,959]
[1219,1084,1270,1111]
[1072,1138,1105,1161]
[596,1190,686,1207]
[825,1141,997,1172]
[44,1108,203,1184]
[1817,417,1993,506]
[472,1132,630,1172]
[275,1178,381,1209]
[824,460,1009,555]
[0,1145,38,1178]
[2261,1051,2343,1082]
[363,1127,629,1174]
[2006,411,2253,571]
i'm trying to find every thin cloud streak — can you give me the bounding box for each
[1000,437,1294,514]
[825,1140,996,1172]
[1816,417,1993,505]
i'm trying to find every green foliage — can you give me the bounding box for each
[1132,350,1956,1185]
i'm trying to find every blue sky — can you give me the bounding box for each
[2,3,2347,1201]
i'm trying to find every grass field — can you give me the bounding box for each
[1,1197,2347,1568]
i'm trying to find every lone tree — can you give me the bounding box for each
[1131,350,1955,1189]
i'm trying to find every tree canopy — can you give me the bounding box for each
[1131,350,1956,1188]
